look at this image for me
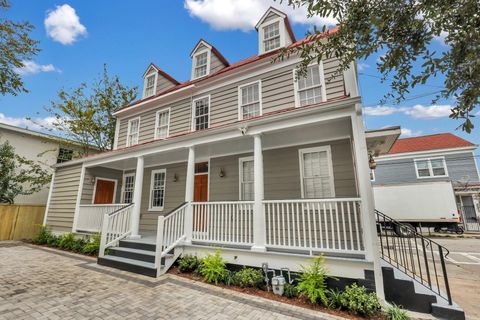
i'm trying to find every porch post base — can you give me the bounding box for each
[251,245,266,253]
[128,235,142,240]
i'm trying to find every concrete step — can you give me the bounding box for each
[98,255,157,277]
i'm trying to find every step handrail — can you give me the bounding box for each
[99,203,134,257]
[375,209,453,305]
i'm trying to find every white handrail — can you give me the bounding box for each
[76,204,126,233]
[99,203,134,257]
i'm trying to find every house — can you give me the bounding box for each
[373,133,480,232]
[42,8,463,317]
[0,122,96,205]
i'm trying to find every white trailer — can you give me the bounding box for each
[373,181,462,234]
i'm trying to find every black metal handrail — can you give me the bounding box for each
[375,210,452,305]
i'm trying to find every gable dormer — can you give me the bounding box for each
[255,7,296,55]
[190,39,229,80]
[142,63,179,98]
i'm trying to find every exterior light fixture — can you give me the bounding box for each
[368,154,377,170]
[173,173,178,182]
[219,168,225,178]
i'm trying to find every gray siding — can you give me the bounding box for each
[46,164,82,232]
[373,152,480,185]
[263,11,280,24]
[81,167,123,204]
[210,52,226,74]
[144,68,177,97]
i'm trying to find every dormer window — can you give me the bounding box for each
[263,22,281,52]
[192,51,210,79]
[255,7,295,55]
[143,73,157,98]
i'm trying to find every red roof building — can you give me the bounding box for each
[389,133,476,154]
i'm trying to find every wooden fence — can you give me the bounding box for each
[0,204,46,241]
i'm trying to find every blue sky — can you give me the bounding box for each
[1,0,478,146]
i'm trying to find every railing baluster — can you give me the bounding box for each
[306,202,312,250]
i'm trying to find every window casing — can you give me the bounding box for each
[192,51,209,79]
[57,148,73,163]
[126,117,140,147]
[238,81,262,120]
[263,22,281,52]
[239,157,254,200]
[414,157,448,178]
[155,109,170,139]
[149,169,166,210]
[122,173,135,204]
[294,64,326,107]
[143,74,156,98]
[192,96,210,131]
[299,146,335,198]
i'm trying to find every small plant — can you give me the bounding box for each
[58,232,76,250]
[83,233,101,255]
[338,283,381,316]
[233,267,264,288]
[33,225,54,245]
[178,254,202,273]
[223,270,236,286]
[385,304,410,320]
[296,255,330,305]
[199,251,227,284]
[327,289,343,309]
[283,283,298,298]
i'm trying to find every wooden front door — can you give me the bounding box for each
[94,179,116,204]
[194,174,208,202]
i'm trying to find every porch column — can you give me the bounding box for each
[252,134,266,252]
[130,155,144,239]
[350,105,385,300]
[184,146,195,243]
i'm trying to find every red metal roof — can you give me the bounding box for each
[389,133,476,154]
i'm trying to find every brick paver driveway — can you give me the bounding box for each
[0,242,341,320]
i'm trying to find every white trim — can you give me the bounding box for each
[113,118,120,150]
[255,7,286,29]
[238,156,254,200]
[293,62,327,107]
[258,17,285,54]
[191,49,211,80]
[121,172,135,203]
[472,151,480,181]
[154,108,171,140]
[238,80,263,120]
[376,146,477,161]
[143,72,158,98]
[148,168,167,211]
[71,165,86,233]
[191,95,211,131]
[414,156,449,179]
[43,172,55,226]
[298,145,336,198]
[91,177,118,204]
[126,117,141,147]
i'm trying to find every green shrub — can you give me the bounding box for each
[283,283,298,298]
[385,304,410,320]
[296,255,330,305]
[327,289,343,309]
[338,283,381,316]
[46,234,59,247]
[83,233,101,255]
[58,233,76,250]
[178,254,201,273]
[233,267,264,288]
[33,225,54,245]
[199,251,227,284]
[223,270,236,286]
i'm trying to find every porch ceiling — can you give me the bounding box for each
[365,126,401,156]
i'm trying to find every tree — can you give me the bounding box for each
[0,1,40,95]
[39,64,138,153]
[0,141,51,204]
[280,0,480,132]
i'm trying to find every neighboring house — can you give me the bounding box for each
[0,122,96,205]
[373,133,480,231]
[42,8,462,316]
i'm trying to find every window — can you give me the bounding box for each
[144,74,156,98]
[149,169,166,210]
[299,146,335,198]
[126,117,140,147]
[122,173,135,203]
[193,51,209,79]
[155,109,170,139]
[195,162,209,174]
[263,22,281,52]
[192,96,210,131]
[415,158,448,178]
[56,148,73,163]
[295,64,325,107]
[239,157,254,200]
[239,81,262,119]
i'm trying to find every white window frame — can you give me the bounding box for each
[299,145,336,198]
[143,72,158,98]
[154,108,170,140]
[258,17,286,54]
[191,95,211,131]
[191,49,211,80]
[238,80,263,120]
[414,157,449,179]
[148,168,167,211]
[293,62,327,107]
[238,156,254,200]
[121,173,135,204]
[91,177,118,204]
[126,117,140,147]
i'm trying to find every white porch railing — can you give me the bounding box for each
[99,203,134,257]
[263,198,364,254]
[191,201,254,246]
[76,204,127,233]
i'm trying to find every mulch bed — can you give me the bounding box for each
[168,266,385,320]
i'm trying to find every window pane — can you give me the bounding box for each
[194,52,208,78]
[431,159,446,176]
[151,171,166,209]
[263,22,280,51]
[416,160,430,177]
[240,83,261,119]
[302,150,332,198]
[194,98,209,130]
[57,148,73,163]
[195,162,209,174]
[156,110,169,139]
[241,160,254,200]
[123,175,135,203]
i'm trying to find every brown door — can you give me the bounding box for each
[94,179,116,204]
[194,174,208,202]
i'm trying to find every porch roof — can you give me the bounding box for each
[365,126,401,156]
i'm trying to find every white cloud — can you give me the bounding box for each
[404,104,452,119]
[364,105,399,116]
[184,0,337,32]
[0,113,57,132]
[357,63,369,71]
[14,60,59,76]
[400,128,423,137]
[433,31,448,45]
[44,4,87,45]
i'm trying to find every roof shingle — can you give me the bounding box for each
[389,133,476,154]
